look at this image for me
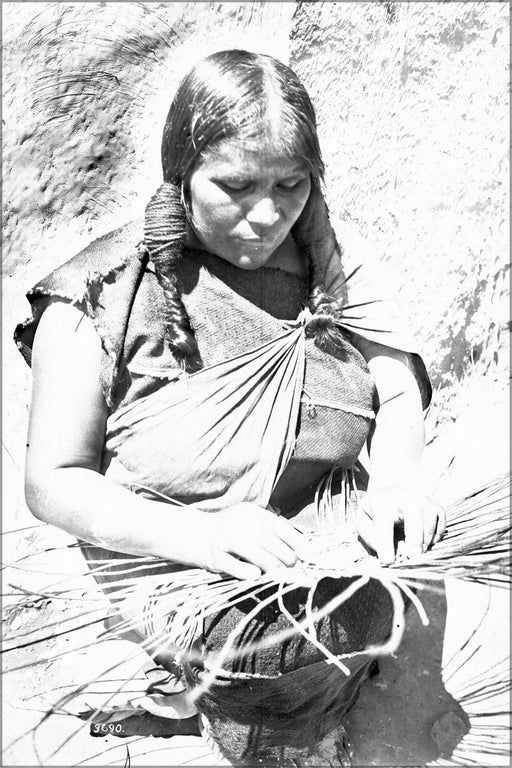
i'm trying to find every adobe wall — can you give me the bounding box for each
[290,1,509,406]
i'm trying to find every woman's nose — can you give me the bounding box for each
[245,196,280,231]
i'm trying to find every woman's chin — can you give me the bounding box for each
[238,255,269,270]
[232,247,276,270]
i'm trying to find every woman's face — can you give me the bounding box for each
[186,138,311,270]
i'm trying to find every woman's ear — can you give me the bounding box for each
[181,181,192,218]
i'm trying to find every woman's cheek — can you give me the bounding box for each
[195,195,227,231]
[286,180,311,218]
[195,201,240,247]
[287,191,310,222]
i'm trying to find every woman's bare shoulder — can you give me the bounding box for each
[31,301,104,398]
[34,300,101,347]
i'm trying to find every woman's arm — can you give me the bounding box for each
[351,338,445,563]
[25,302,304,579]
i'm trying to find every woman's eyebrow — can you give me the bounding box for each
[212,167,308,181]
[272,166,309,181]
[280,169,308,179]
[212,173,249,183]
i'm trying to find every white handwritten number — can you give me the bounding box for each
[92,723,124,734]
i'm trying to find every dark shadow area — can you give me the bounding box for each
[344,585,469,766]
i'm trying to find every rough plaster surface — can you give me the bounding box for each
[2,2,509,765]
[290,0,509,408]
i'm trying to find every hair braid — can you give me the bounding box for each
[144,182,201,368]
[292,187,350,361]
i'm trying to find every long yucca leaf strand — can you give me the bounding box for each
[3,472,510,763]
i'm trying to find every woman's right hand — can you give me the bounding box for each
[197,504,306,580]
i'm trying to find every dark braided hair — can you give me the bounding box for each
[144,182,200,368]
[145,49,350,368]
[292,180,352,360]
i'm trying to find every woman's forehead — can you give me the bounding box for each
[200,138,307,176]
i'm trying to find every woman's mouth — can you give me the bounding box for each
[237,236,275,247]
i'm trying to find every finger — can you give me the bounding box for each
[402,502,424,559]
[433,502,447,544]
[413,497,445,551]
[353,506,379,553]
[272,516,310,560]
[354,501,395,563]
[421,501,439,551]
[216,553,261,581]
[233,542,287,575]
[359,497,396,565]
[260,531,298,568]
[373,511,396,565]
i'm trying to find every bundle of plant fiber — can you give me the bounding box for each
[2,472,509,764]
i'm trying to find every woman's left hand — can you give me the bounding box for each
[354,485,446,565]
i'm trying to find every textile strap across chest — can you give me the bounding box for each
[106,319,308,511]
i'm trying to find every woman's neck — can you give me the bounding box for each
[265,234,307,278]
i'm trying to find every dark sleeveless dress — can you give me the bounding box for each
[15,219,431,764]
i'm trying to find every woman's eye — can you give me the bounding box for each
[218,181,250,193]
[277,178,306,191]
[216,177,307,193]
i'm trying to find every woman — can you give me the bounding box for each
[16,50,444,765]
